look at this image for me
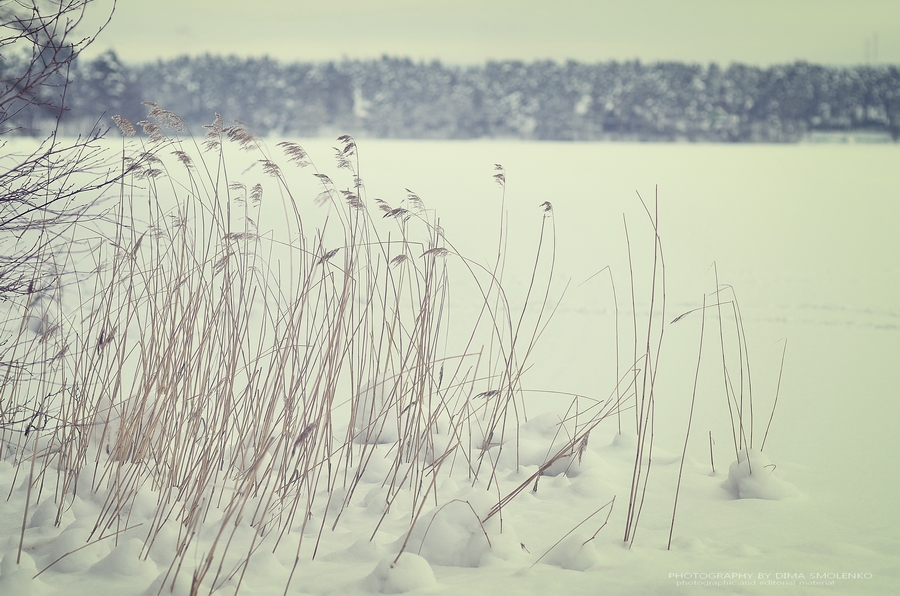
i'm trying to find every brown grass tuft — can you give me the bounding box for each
[141,101,187,132]
[223,121,257,150]
[111,115,136,136]
[277,141,311,167]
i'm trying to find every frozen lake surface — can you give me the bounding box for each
[0,136,897,595]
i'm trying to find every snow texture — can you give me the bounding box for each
[363,553,437,594]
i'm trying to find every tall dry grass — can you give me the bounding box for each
[1,104,618,595]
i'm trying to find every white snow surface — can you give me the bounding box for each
[0,137,897,595]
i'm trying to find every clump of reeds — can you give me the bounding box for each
[0,104,591,594]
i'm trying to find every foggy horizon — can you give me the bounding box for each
[80,0,900,68]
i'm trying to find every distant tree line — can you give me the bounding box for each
[11,52,900,141]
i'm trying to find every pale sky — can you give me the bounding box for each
[81,0,900,66]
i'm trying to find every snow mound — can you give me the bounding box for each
[46,527,109,573]
[722,449,798,500]
[363,553,436,594]
[398,491,520,567]
[542,531,599,571]
[0,551,51,595]
[89,538,158,579]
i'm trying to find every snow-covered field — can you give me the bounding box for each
[1,131,897,595]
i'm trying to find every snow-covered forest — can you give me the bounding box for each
[10,51,900,141]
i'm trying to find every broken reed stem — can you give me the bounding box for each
[668,293,707,551]
[531,496,615,568]
[760,338,787,452]
[622,215,639,435]
[33,524,143,579]
[713,263,741,463]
